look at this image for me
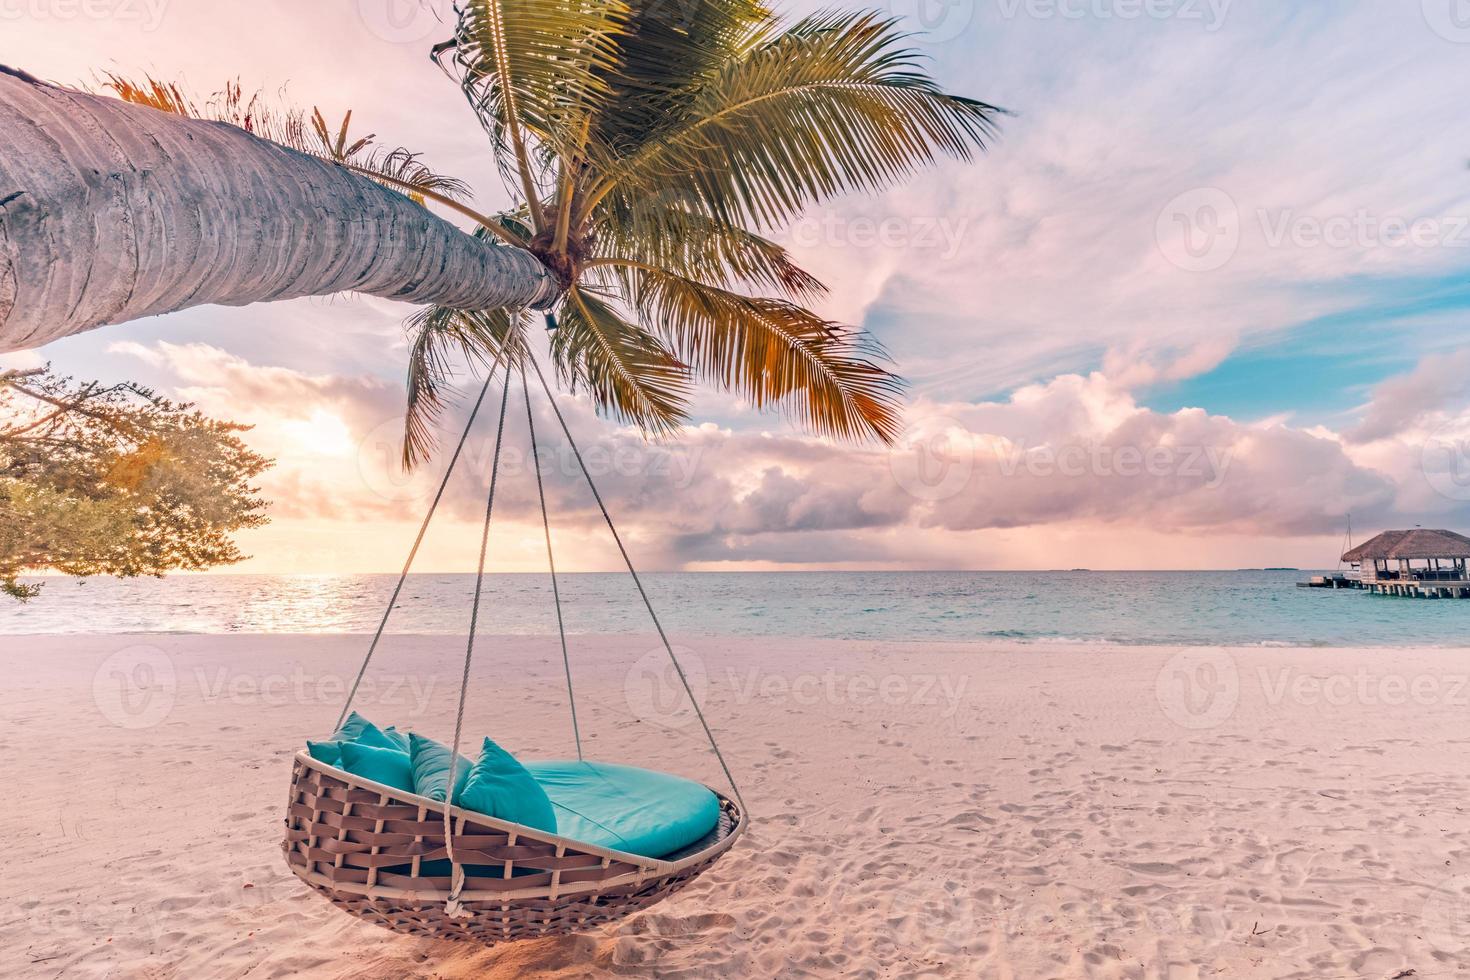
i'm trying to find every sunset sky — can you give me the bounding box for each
[5,0,1470,573]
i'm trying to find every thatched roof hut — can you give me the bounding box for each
[1341,529,1470,563]
[1341,529,1470,596]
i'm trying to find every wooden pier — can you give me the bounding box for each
[1312,529,1470,599]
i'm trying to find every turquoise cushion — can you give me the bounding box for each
[408,732,474,803]
[339,740,415,792]
[306,740,342,766]
[332,711,409,752]
[458,738,558,834]
[525,761,720,859]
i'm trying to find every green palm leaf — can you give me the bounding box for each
[632,270,903,442]
[445,0,631,175]
[402,305,526,466]
[586,10,1002,229]
[551,287,691,434]
[595,201,824,299]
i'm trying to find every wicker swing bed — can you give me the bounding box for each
[283,354,747,945]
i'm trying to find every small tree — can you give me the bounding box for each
[0,367,272,600]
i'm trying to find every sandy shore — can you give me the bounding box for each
[5,633,1470,978]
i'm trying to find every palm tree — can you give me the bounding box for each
[3,2,1001,462]
[0,66,556,353]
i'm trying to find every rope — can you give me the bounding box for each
[443,363,513,915]
[331,366,501,736]
[520,360,582,760]
[525,355,745,814]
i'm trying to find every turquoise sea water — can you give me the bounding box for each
[4,570,1470,646]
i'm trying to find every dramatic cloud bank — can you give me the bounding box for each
[10,0,1470,570]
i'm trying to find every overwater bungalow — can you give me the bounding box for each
[1341,529,1470,598]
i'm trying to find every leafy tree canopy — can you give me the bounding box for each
[0,367,271,600]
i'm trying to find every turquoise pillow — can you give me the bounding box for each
[458,738,557,834]
[307,740,342,766]
[332,711,409,752]
[408,732,474,803]
[339,740,415,792]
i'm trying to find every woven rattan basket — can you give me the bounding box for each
[283,751,746,944]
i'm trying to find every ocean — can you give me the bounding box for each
[4,570,1469,647]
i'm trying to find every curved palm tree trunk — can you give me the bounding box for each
[0,67,556,354]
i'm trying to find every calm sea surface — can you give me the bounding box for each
[4,571,1470,646]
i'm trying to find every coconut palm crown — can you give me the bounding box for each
[116,1,1002,464]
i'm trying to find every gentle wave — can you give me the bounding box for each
[4,570,1469,647]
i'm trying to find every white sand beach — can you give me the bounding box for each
[5,633,1470,979]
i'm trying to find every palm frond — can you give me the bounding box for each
[588,0,771,155]
[550,287,690,434]
[586,10,1003,229]
[446,0,631,171]
[594,201,824,300]
[402,306,526,466]
[633,270,904,443]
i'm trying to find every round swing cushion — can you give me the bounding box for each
[527,760,723,859]
[283,751,745,945]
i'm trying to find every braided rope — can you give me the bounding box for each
[520,360,582,760]
[525,355,745,813]
[332,362,502,736]
[443,364,513,914]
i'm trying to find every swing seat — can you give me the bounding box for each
[283,751,745,945]
[527,760,724,859]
